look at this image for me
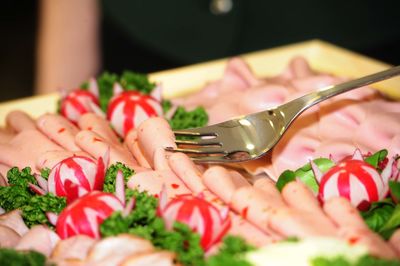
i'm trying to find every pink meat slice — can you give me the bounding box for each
[137,117,176,168]
[0,129,64,172]
[0,165,9,182]
[36,150,92,170]
[0,225,21,248]
[318,99,367,141]
[389,229,400,257]
[231,186,286,237]
[0,128,14,144]
[202,166,250,204]
[51,235,96,261]
[75,130,145,172]
[130,140,152,168]
[153,148,171,171]
[313,140,369,163]
[78,113,121,147]
[127,170,191,199]
[37,114,81,151]
[6,110,36,133]
[16,225,60,256]
[0,210,29,236]
[168,153,207,195]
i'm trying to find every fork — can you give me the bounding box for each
[165,65,400,163]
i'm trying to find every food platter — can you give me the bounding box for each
[1,40,400,265]
[1,39,400,126]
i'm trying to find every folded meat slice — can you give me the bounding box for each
[120,251,175,266]
[0,129,64,172]
[75,130,145,172]
[51,235,96,261]
[78,113,121,147]
[127,170,191,199]
[389,229,400,257]
[15,225,60,256]
[0,210,29,236]
[36,150,92,170]
[6,110,36,133]
[202,166,250,204]
[137,117,176,168]
[169,153,207,195]
[85,234,154,265]
[324,197,398,259]
[37,114,81,151]
[0,128,14,144]
[0,225,21,248]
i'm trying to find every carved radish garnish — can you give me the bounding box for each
[107,83,163,137]
[313,150,394,210]
[48,171,134,239]
[47,154,108,204]
[60,78,100,123]
[158,189,231,250]
[55,191,124,239]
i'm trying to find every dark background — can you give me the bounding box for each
[1,0,400,102]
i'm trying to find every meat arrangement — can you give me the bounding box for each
[0,57,400,265]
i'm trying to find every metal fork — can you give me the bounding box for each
[166,66,400,163]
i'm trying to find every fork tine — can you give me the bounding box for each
[165,146,226,155]
[191,155,230,163]
[173,127,217,137]
[175,138,221,146]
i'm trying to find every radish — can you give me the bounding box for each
[47,154,107,204]
[158,191,231,250]
[317,155,393,211]
[60,79,100,124]
[107,83,163,137]
[55,191,124,239]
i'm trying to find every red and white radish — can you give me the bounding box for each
[60,79,100,124]
[158,191,231,250]
[317,155,393,211]
[55,191,124,239]
[107,83,163,137]
[47,154,107,203]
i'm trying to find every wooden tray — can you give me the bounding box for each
[1,39,399,126]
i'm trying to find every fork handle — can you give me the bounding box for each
[279,65,400,124]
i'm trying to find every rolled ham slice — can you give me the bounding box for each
[0,128,14,144]
[0,129,64,171]
[78,113,121,147]
[0,225,21,248]
[127,170,191,199]
[120,251,175,266]
[389,229,400,257]
[75,130,144,172]
[36,150,92,170]
[6,110,36,133]
[37,114,81,151]
[16,225,60,256]
[51,235,96,261]
[137,117,176,168]
[0,210,29,236]
[168,153,207,195]
[203,166,250,204]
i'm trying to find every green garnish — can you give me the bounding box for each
[364,149,388,170]
[103,162,135,194]
[311,255,400,266]
[0,248,47,266]
[40,168,50,180]
[206,236,255,266]
[168,106,208,131]
[0,167,66,227]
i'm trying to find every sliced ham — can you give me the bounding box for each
[75,130,144,172]
[0,225,21,248]
[36,114,81,151]
[36,150,92,170]
[86,234,154,265]
[127,170,191,199]
[6,110,36,133]
[78,113,121,147]
[0,210,29,236]
[15,225,60,256]
[0,128,14,144]
[51,235,96,261]
[389,229,400,257]
[203,166,250,204]
[0,129,64,172]
[120,251,175,266]
[168,152,206,195]
[281,181,324,215]
[137,117,176,167]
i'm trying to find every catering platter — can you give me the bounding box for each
[1,39,400,125]
[1,40,400,265]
